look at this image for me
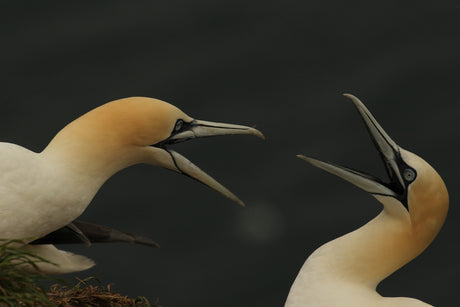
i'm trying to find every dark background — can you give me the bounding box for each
[1,2,459,306]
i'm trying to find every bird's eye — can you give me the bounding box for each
[174,119,184,132]
[403,168,416,182]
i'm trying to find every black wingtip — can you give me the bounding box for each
[31,220,160,248]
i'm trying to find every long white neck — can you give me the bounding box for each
[285,197,436,306]
[286,150,448,307]
[311,202,418,287]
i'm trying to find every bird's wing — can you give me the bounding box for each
[30,220,159,248]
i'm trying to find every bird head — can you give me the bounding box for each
[298,94,448,241]
[44,97,264,206]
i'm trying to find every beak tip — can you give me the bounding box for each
[297,154,322,168]
[343,93,358,102]
[233,198,246,207]
[297,154,308,161]
[251,128,265,140]
[343,92,359,98]
[343,93,365,109]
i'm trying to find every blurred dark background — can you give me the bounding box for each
[1,1,459,306]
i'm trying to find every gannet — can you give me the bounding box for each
[285,94,448,307]
[0,97,263,274]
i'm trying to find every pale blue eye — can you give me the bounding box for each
[403,168,416,182]
[174,119,184,132]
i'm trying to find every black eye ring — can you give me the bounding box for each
[403,168,416,182]
[174,119,184,132]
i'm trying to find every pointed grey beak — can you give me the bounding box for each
[297,155,396,197]
[165,119,265,144]
[344,94,405,190]
[298,94,409,200]
[151,119,264,206]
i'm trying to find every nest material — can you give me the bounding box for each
[47,279,159,307]
[0,241,161,307]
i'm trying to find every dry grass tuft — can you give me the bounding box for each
[47,277,161,307]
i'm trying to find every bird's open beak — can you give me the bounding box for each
[151,119,264,206]
[298,94,408,200]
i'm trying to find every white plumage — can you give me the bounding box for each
[0,97,263,273]
[286,95,448,307]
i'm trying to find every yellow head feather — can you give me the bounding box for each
[401,150,449,246]
[43,97,192,175]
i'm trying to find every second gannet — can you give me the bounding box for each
[285,94,448,307]
[1,97,263,273]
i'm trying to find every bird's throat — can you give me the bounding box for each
[299,206,433,289]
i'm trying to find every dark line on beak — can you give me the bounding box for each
[196,123,249,130]
[165,149,204,185]
[166,149,184,175]
[371,192,396,198]
[363,112,399,155]
[165,149,228,193]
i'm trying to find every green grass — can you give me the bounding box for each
[0,239,55,306]
[0,240,162,306]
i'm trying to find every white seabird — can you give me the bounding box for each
[0,97,264,273]
[285,94,448,307]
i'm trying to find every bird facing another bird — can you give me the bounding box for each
[285,94,448,307]
[0,94,448,306]
[0,96,263,274]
